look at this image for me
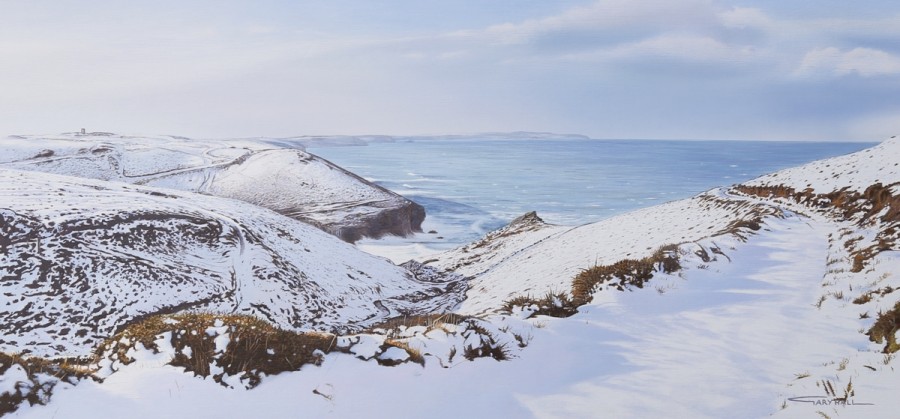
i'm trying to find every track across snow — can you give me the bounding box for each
[520,213,867,417]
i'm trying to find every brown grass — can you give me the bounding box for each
[461,322,510,361]
[368,313,473,333]
[99,312,336,388]
[853,286,896,305]
[571,245,681,306]
[503,245,683,318]
[734,182,900,273]
[501,292,578,318]
[867,301,900,354]
[0,353,95,415]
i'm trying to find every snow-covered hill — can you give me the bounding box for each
[0,133,424,242]
[0,168,463,358]
[2,136,899,418]
[741,135,900,193]
[431,192,779,314]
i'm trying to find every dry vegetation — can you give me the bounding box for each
[502,245,682,318]
[736,183,900,355]
[369,313,516,363]
[2,310,522,415]
[367,313,473,333]
[571,245,681,305]
[99,313,336,388]
[867,301,900,354]
[501,292,578,318]
[0,353,95,415]
[502,200,774,318]
[734,182,900,273]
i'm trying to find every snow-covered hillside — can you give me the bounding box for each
[0,167,463,358]
[0,133,424,242]
[742,135,900,193]
[2,136,898,418]
[431,192,779,314]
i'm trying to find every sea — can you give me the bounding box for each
[307,138,875,262]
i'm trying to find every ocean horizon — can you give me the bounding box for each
[309,138,876,261]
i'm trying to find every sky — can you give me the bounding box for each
[1,0,899,141]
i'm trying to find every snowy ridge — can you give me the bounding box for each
[432,192,778,314]
[743,136,900,193]
[0,168,463,357]
[0,133,424,242]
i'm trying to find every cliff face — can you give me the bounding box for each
[0,133,424,242]
[326,198,425,243]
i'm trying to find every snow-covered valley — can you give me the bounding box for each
[1,135,898,418]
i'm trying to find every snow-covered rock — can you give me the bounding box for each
[0,133,424,242]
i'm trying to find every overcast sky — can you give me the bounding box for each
[2,1,899,140]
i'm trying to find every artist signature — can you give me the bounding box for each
[787,396,875,406]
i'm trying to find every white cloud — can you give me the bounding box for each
[795,47,900,78]
[0,1,898,140]
[455,0,716,46]
[718,7,773,29]
[560,34,758,65]
[837,48,900,76]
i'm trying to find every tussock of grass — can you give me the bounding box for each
[721,219,762,241]
[0,353,94,415]
[368,314,515,363]
[571,245,681,306]
[502,245,682,318]
[853,293,873,305]
[462,322,510,361]
[853,286,895,305]
[368,313,472,334]
[99,313,336,388]
[867,301,900,354]
[501,292,578,318]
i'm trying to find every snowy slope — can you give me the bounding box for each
[12,209,897,419]
[0,168,463,357]
[4,137,900,418]
[0,133,424,242]
[432,192,778,314]
[430,137,900,314]
[742,135,900,193]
